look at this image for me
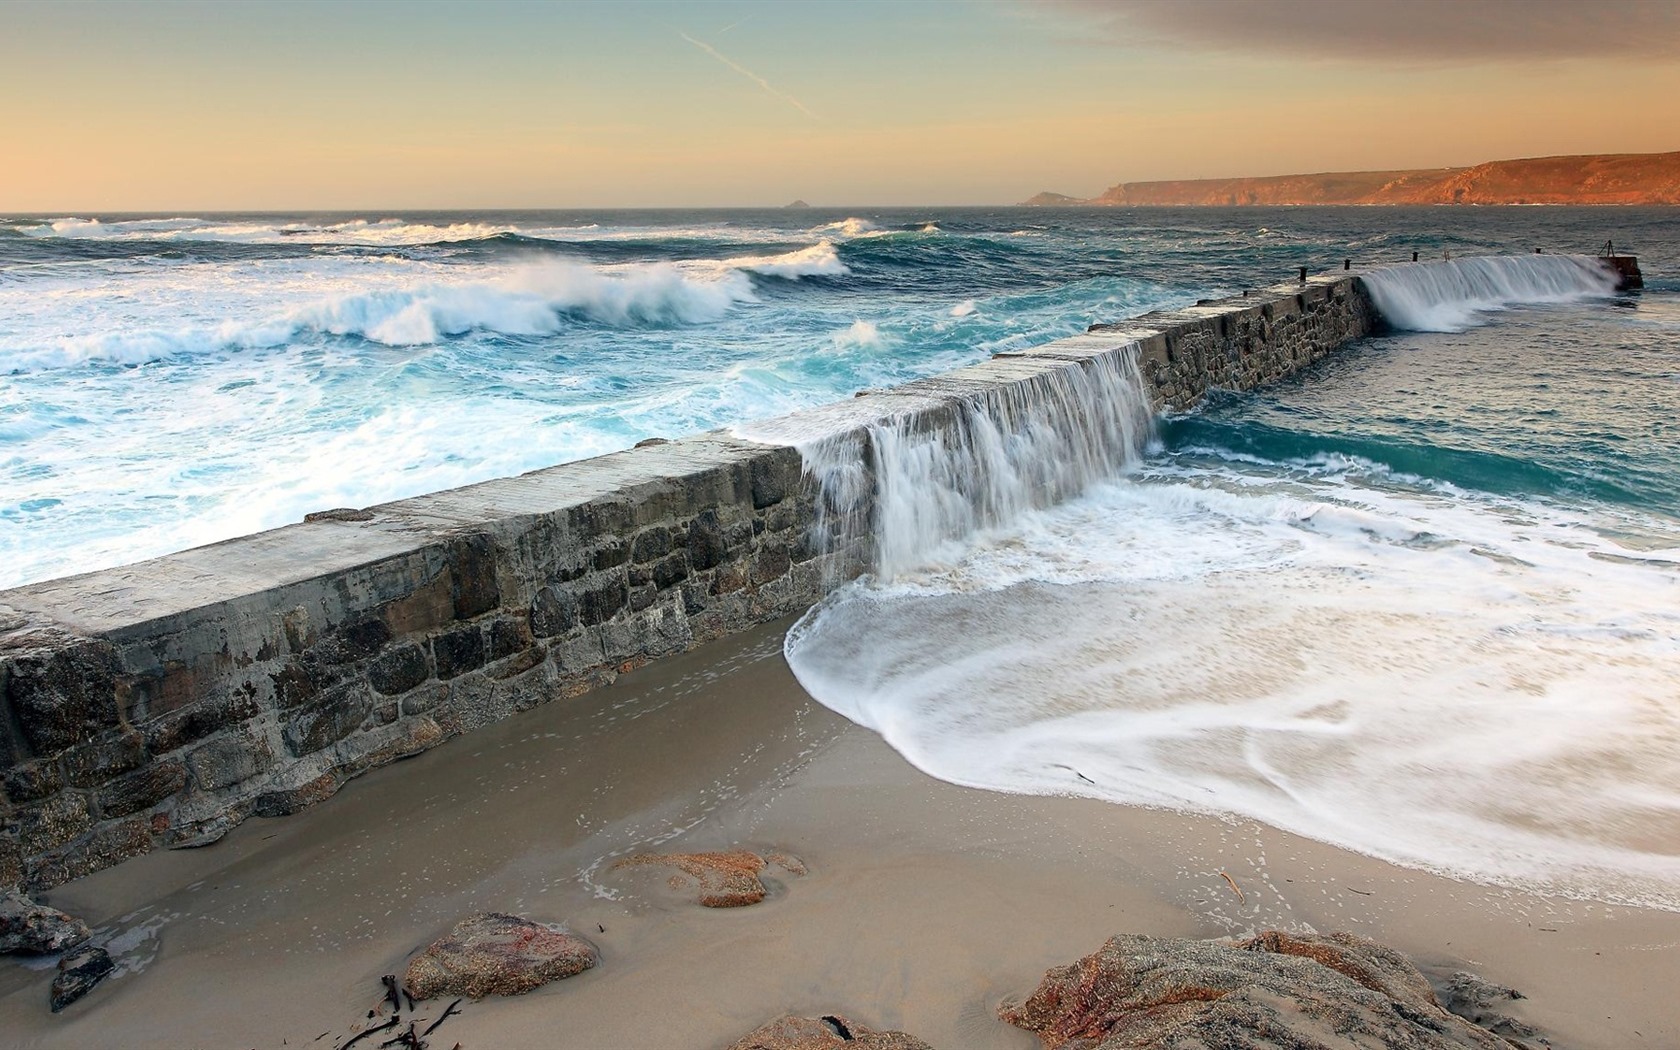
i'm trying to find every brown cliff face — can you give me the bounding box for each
[1066,151,1680,206]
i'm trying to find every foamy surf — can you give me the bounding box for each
[784,460,1680,911]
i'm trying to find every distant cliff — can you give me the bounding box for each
[1023,152,1680,207]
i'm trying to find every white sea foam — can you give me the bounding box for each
[1362,253,1616,332]
[786,454,1680,909]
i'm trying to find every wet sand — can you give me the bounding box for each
[2,618,1677,1048]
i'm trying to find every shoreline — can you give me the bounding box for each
[2,618,1675,1048]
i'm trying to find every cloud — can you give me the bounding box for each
[679,31,815,118]
[1041,0,1680,63]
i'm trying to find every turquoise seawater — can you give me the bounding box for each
[1,207,1674,586]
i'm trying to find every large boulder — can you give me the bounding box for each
[404,913,598,1000]
[615,849,806,908]
[728,1014,935,1050]
[0,889,90,955]
[1000,930,1526,1049]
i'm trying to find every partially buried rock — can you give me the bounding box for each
[615,849,806,908]
[1001,930,1529,1049]
[728,1014,935,1050]
[1439,970,1540,1042]
[0,889,90,955]
[404,912,598,1000]
[51,945,114,1013]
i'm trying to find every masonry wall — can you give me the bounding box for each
[0,273,1376,892]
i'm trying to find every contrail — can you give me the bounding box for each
[679,31,815,119]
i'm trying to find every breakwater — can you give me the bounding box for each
[0,259,1572,893]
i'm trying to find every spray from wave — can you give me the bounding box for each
[1362,253,1616,332]
[4,243,849,370]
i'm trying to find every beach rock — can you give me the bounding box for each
[404,912,598,1000]
[50,944,114,1012]
[616,849,805,907]
[1439,971,1540,1041]
[1000,930,1524,1049]
[0,889,90,954]
[728,1014,935,1050]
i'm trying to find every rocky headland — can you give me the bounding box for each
[1026,150,1680,206]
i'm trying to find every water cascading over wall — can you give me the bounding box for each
[1359,254,1617,332]
[0,270,1389,892]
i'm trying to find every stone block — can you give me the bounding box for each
[449,534,501,620]
[489,618,532,661]
[3,634,121,756]
[17,794,91,854]
[281,681,373,757]
[0,838,22,890]
[749,450,798,509]
[2,760,64,805]
[62,731,145,789]
[592,539,629,571]
[368,643,429,695]
[252,770,342,818]
[578,578,628,627]
[96,760,186,819]
[308,617,393,666]
[401,684,447,717]
[25,817,151,892]
[143,690,262,755]
[186,730,274,792]
[529,586,578,638]
[752,545,792,586]
[433,625,487,680]
[343,716,448,777]
[631,526,673,563]
[687,510,728,570]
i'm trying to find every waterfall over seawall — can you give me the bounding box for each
[794,351,1156,580]
[1361,253,1616,332]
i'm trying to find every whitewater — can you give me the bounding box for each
[3,205,1677,911]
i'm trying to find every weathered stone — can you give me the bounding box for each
[0,888,90,954]
[652,552,689,589]
[368,643,429,695]
[308,617,392,665]
[631,526,674,562]
[62,731,145,789]
[728,1015,935,1050]
[433,625,487,680]
[282,681,373,757]
[270,660,318,709]
[343,716,447,777]
[489,617,532,660]
[26,817,151,891]
[1000,930,1517,1050]
[96,759,186,818]
[616,849,805,908]
[143,690,262,755]
[753,545,792,586]
[51,944,114,1012]
[4,633,120,755]
[17,793,92,854]
[2,759,64,805]
[749,452,797,510]
[1439,971,1539,1041]
[186,730,274,791]
[404,912,598,1000]
[252,769,342,818]
[592,539,629,571]
[578,578,628,627]
[530,586,579,637]
[450,534,502,619]
[687,510,729,570]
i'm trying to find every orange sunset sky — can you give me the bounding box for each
[4,0,1679,209]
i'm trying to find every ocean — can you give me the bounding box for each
[3,206,1677,909]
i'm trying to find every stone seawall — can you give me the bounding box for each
[0,273,1375,892]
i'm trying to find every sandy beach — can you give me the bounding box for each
[2,618,1676,1049]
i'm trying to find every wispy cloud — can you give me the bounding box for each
[679,31,815,119]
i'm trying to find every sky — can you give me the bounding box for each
[3,0,1679,209]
